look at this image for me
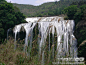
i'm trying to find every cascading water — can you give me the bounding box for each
[7,28,11,40]
[12,16,77,64]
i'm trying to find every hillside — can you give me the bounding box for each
[12,0,86,17]
[12,2,54,17]
[0,0,86,64]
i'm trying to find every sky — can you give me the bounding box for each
[6,0,60,6]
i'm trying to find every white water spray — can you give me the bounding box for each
[12,16,77,64]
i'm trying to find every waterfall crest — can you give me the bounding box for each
[13,16,77,60]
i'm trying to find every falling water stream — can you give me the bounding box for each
[7,28,11,40]
[11,16,78,65]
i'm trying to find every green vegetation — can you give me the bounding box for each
[62,1,86,60]
[0,37,56,65]
[0,1,26,43]
[63,5,78,20]
[0,0,86,64]
[12,0,86,17]
[0,0,6,2]
[63,4,86,24]
[0,29,85,65]
[0,38,41,65]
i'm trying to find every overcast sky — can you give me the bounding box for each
[6,0,60,6]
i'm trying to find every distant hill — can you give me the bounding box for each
[12,0,86,17]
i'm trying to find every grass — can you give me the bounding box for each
[0,38,40,65]
[0,37,85,65]
[0,37,55,65]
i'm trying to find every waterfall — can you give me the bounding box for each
[7,28,11,40]
[12,16,78,64]
[38,22,50,55]
[52,25,55,59]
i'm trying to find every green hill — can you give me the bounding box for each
[12,0,86,17]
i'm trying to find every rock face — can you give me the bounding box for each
[12,16,77,62]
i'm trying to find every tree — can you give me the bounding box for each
[74,8,82,23]
[0,23,4,42]
[14,6,20,12]
[80,5,86,20]
[0,2,26,43]
[0,0,6,2]
[83,9,86,20]
[74,4,86,23]
[63,5,78,19]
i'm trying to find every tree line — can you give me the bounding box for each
[0,0,26,43]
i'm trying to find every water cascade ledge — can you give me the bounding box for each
[12,16,77,63]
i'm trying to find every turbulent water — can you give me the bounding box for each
[13,16,77,64]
